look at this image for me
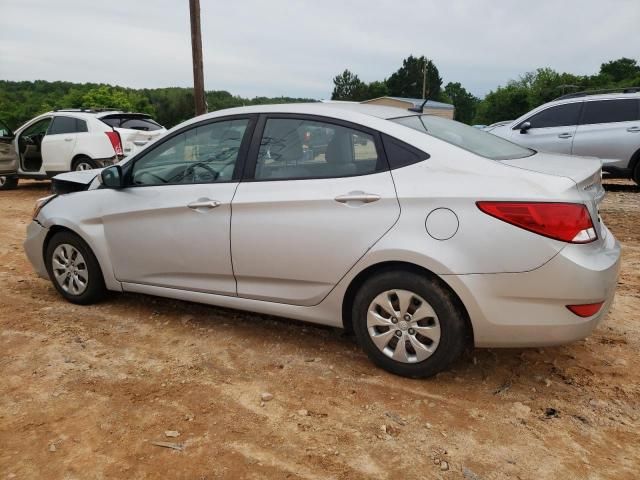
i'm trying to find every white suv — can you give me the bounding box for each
[0,109,166,190]
[486,89,640,184]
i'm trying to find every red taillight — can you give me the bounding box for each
[566,302,604,317]
[476,202,597,243]
[105,131,123,156]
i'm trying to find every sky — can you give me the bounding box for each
[0,0,638,99]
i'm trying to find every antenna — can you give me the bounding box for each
[408,98,429,113]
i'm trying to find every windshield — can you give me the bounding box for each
[391,115,534,160]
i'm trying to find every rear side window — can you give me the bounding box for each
[254,118,381,180]
[382,134,429,169]
[580,99,639,125]
[517,103,582,129]
[48,116,87,135]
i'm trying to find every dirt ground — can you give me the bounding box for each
[0,180,638,480]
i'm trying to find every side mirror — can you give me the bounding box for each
[519,122,531,134]
[100,165,123,188]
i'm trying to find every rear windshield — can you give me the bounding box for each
[391,115,534,160]
[101,115,163,131]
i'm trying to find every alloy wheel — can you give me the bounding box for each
[75,162,93,171]
[367,289,441,363]
[51,244,88,295]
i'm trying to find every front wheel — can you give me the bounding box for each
[0,175,19,190]
[45,231,107,304]
[352,270,468,378]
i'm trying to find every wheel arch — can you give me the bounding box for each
[42,222,121,292]
[630,147,640,180]
[341,260,474,344]
[70,153,93,170]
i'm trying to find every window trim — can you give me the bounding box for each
[513,101,584,130]
[120,114,257,189]
[578,98,640,126]
[242,113,390,182]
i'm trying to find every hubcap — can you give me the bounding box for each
[51,244,88,295]
[76,162,92,171]
[366,289,441,363]
[0,176,5,186]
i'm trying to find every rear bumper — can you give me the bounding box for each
[23,221,50,280]
[446,224,621,347]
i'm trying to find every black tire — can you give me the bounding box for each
[72,156,98,171]
[633,161,640,186]
[0,175,19,190]
[352,270,468,378]
[45,231,106,305]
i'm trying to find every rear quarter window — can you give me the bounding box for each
[580,99,639,125]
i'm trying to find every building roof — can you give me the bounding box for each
[363,96,454,110]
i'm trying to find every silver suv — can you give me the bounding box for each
[487,89,640,184]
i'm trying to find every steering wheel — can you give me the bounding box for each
[135,171,168,185]
[168,161,219,184]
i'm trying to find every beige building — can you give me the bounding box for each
[362,96,455,119]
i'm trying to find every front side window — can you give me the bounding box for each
[49,116,86,135]
[580,99,639,125]
[519,103,582,129]
[22,118,52,137]
[130,118,249,186]
[392,115,534,160]
[255,118,380,180]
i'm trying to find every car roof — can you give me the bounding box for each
[194,102,419,122]
[44,110,152,119]
[551,91,640,105]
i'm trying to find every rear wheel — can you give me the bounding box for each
[45,231,106,304]
[72,156,98,171]
[0,175,19,190]
[352,270,468,378]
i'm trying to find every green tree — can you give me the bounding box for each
[386,55,442,99]
[82,85,135,111]
[363,80,389,99]
[599,57,640,83]
[443,82,478,124]
[474,84,530,125]
[331,69,366,101]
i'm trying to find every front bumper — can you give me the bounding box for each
[24,221,50,280]
[446,224,621,348]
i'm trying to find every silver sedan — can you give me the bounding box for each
[24,102,620,377]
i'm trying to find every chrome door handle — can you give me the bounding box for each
[627,126,640,133]
[334,192,381,204]
[187,200,221,209]
[558,133,573,139]
[64,138,74,142]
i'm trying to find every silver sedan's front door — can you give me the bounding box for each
[101,117,253,294]
[101,183,238,294]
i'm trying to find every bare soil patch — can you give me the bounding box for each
[1,180,638,479]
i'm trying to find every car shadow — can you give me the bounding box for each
[602,182,639,193]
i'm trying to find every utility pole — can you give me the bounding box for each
[189,0,207,116]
